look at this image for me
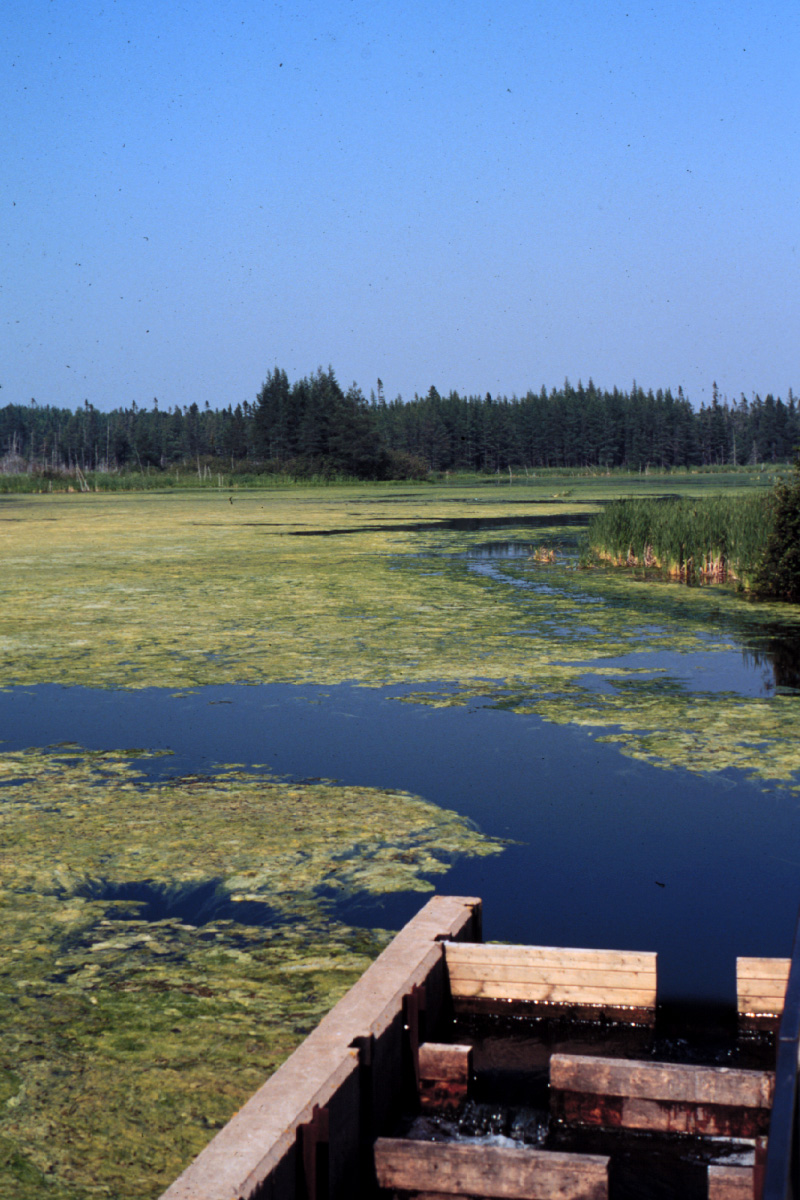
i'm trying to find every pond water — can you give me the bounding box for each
[3,668,799,1005]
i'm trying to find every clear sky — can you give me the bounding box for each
[3,0,798,413]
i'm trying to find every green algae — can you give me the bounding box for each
[0,744,503,1199]
[0,489,595,691]
[3,480,800,1196]
[1,483,799,783]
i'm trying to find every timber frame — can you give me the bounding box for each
[159,896,800,1200]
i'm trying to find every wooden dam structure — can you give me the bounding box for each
[160,896,800,1200]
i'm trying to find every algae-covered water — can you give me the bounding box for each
[1,481,799,1198]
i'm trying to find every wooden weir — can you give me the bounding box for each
[159,896,800,1200]
[444,940,657,1023]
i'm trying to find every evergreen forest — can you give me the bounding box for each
[2,369,799,481]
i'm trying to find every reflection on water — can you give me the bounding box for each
[466,541,538,559]
[742,632,800,692]
[466,539,800,696]
[572,648,783,699]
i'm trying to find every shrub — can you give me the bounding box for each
[752,460,800,601]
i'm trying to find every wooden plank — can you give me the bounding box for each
[737,957,790,1014]
[550,1055,774,1109]
[391,1195,596,1200]
[738,982,790,1004]
[707,1165,755,1199]
[444,944,656,1010]
[374,1139,608,1199]
[444,942,655,971]
[418,1043,472,1083]
[418,1043,472,1111]
[554,1091,770,1138]
[449,981,657,1006]
[737,957,791,979]
[446,964,655,989]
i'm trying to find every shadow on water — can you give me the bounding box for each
[285,513,592,536]
[315,886,437,930]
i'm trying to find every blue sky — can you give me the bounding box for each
[3,0,798,413]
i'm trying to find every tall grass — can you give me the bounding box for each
[587,493,775,587]
[0,468,382,494]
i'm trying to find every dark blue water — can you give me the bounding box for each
[3,679,799,1004]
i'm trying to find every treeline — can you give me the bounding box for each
[2,371,798,479]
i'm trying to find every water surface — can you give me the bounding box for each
[4,679,799,1003]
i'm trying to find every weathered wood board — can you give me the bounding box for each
[418,1043,472,1111]
[550,1054,774,1138]
[444,942,657,1022]
[737,956,790,1031]
[707,1164,756,1200]
[374,1138,609,1199]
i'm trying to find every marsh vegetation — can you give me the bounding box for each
[586,456,800,601]
[1,474,800,1198]
[586,492,773,587]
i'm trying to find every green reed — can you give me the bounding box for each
[587,492,775,586]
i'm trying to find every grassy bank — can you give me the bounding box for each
[0,461,782,494]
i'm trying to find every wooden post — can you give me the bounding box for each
[403,982,426,1102]
[298,1105,329,1200]
[737,957,790,1033]
[418,1043,473,1111]
[708,1164,757,1199]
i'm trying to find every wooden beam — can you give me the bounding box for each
[707,1164,756,1199]
[374,1138,609,1199]
[550,1054,774,1139]
[737,957,790,1016]
[444,943,656,1019]
[418,1043,473,1083]
[418,1043,472,1111]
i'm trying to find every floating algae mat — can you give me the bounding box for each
[2,482,800,1198]
[1,485,799,788]
[0,743,502,1199]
